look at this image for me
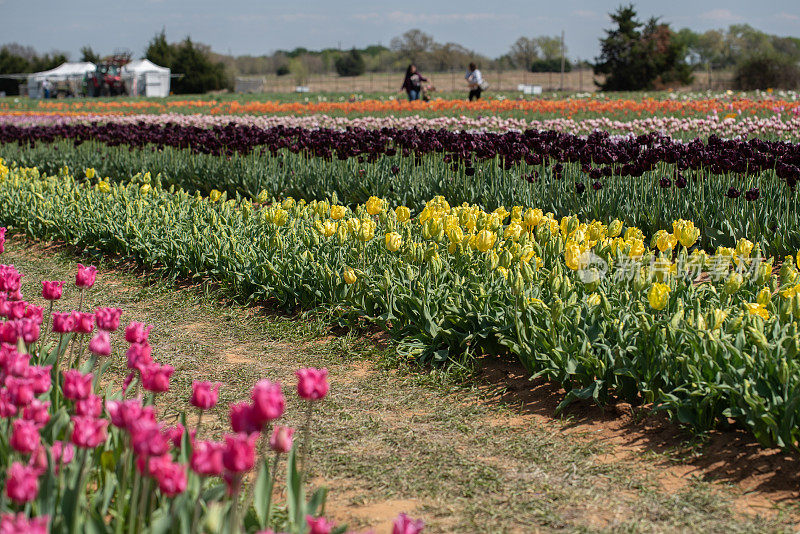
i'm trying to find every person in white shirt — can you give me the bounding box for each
[465,62,483,101]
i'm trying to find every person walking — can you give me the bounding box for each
[465,63,484,101]
[400,64,427,102]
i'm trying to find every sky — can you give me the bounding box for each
[1,0,799,61]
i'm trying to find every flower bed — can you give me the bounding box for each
[0,229,426,532]
[1,164,799,452]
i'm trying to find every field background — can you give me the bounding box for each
[234,68,736,94]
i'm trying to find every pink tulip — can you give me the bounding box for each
[125,321,152,344]
[393,513,425,534]
[130,420,170,457]
[51,441,75,472]
[10,419,40,454]
[0,227,6,254]
[306,516,335,534]
[269,425,294,454]
[72,312,95,334]
[42,280,65,301]
[70,416,108,448]
[154,460,187,496]
[52,312,76,334]
[222,432,258,473]
[0,390,17,417]
[126,342,152,369]
[0,322,16,344]
[191,381,221,410]
[251,379,285,424]
[166,423,185,448]
[62,370,93,400]
[25,365,52,394]
[190,440,224,476]
[75,264,97,289]
[88,331,111,356]
[5,376,34,407]
[3,349,29,377]
[74,394,103,418]
[106,398,154,429]
[5,462,39,503]
[24,304,44,325]
[22,399,50,426]
[6,301,26,319]
[229,402,261,434]
[0,513,48,534]
[95,307,122,331]
[140,363,174,393]
[16,318,40,344]
[296,368,329,401]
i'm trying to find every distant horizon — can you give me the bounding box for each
[2,0,799,62]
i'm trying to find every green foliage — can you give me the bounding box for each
[334,48,366,77]
[734,54,800,90]
[594,5,692,90]
[0,44,68,95]
[80,45,100,64]
[4,166,800,452]
[145,31,231,94]
[2,139,798,257]
[530,58,572,73]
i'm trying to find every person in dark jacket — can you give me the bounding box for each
[400,64,427,101]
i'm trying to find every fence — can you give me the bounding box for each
[234,68,737,95]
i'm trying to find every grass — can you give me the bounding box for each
[7,236,797,533]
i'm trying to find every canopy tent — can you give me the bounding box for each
[121,59,170,97]
[27,62,96,98]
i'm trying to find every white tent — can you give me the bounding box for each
[27,62,96,98]
[121,59,170,97]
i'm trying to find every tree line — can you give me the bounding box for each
[1,6,799,95]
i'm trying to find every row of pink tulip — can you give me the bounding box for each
[0,230,423,533]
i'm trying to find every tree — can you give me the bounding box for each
[533,36,563,61]
[145,32,230,94]
[594,5,692,91]
[288,57,309,85]
[508,37,539,70]
[334,48,365,77]
[390,29,435,63]
[80,46,100,64]
[734,54,800,89]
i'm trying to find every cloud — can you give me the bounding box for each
[353,11,512,25]
[697,9,744,23]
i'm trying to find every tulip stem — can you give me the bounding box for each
[298,400,314,478]
[127,468,141,534]
[40,300,54,356]
[194,409,203,439]
[266,452,280,527]
[70,449,89,534]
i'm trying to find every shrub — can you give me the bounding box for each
[334,49,366,77]
[734,54,800,90]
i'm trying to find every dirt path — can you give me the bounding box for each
[7,238,799,533]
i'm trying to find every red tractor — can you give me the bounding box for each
[86,50,131,97]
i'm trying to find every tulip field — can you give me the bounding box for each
[0,92,799,531]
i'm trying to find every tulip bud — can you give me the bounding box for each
[723,273,743,295]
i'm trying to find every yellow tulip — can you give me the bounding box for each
[281,197,295,210]
[365,196,384,216]
[735,238,754,258]
[447,226,464,244]
[608,219,623,238]
[647,283,670,310]
[272,208,288,227]
[656,231,677,252]
[587,293,601,307]
[756,287,771,306]
[523,208,543,229]
[209,189,222,202]
[564,242,582,271]
[358,219,376,242]
[475,229,496,252]
[343,268,357,285]
[321,220,337,238]
[330,205,346,220]
[85,168,96,179]
[504,222,523,240]
[745,302,769,320]
[385,232,402,252]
